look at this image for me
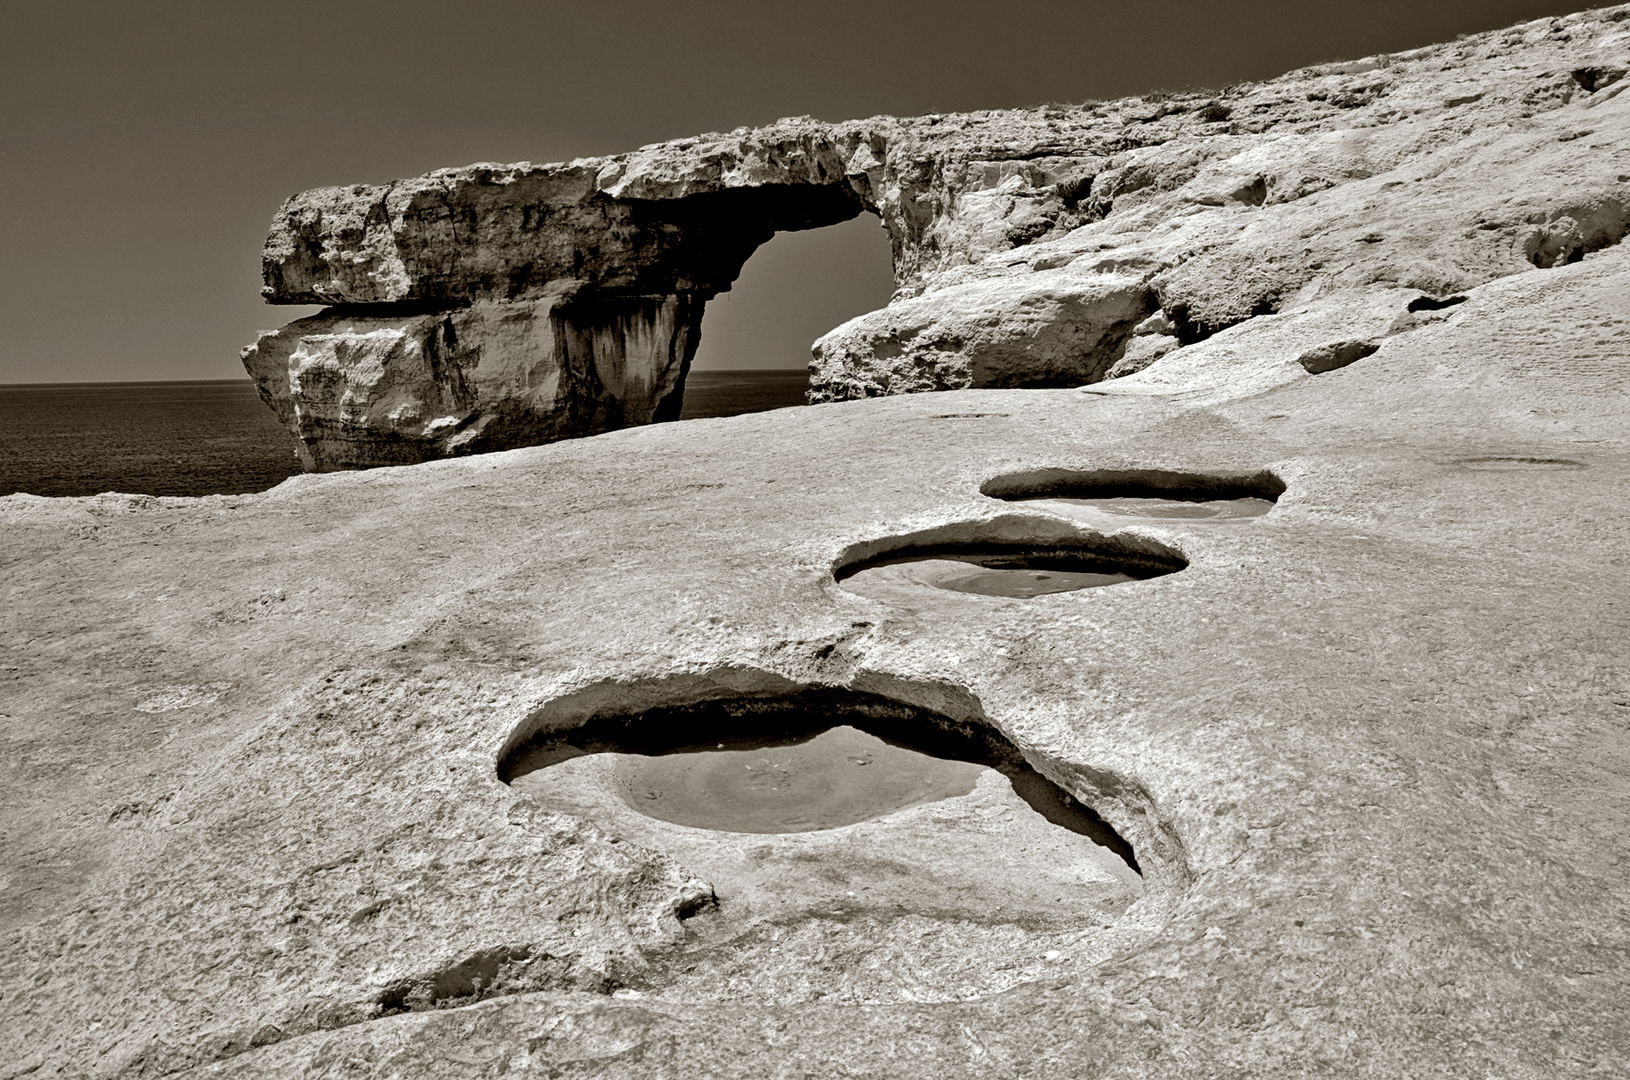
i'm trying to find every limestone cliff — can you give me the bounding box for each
[249,7,1629,464]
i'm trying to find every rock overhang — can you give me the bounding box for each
[262,170,879,307]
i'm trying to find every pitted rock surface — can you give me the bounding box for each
[9,212,1630,1079]
[3,7,1628,1079]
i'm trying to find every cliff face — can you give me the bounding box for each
[249,7,1629,465]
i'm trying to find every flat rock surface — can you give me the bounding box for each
[4,224,1629,1076]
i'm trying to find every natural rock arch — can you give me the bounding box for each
[245,26,1630,469]
[244,132,894,470]
[241,119,1137,469]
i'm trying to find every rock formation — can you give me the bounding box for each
[245,139,875,469]
[249,9,1628,467]
[6,8,1629,1079]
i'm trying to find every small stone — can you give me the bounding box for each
[1132,310,1176,336]
[249,1025,285,1048]
[1105,334,1180,379]
[1297,340,1380,374]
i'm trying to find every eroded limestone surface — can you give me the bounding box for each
[4,8,1628,1079]
[10,217,1630,1079]
[249,6,1630,466]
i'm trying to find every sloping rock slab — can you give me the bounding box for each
[5,230,1629,1076]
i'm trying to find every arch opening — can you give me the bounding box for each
[679,212,895,416]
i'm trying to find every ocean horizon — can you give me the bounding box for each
[0,370,810,499]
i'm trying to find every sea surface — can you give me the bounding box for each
[0,370,809,499]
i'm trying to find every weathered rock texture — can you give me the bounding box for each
[8,8,1628,1078]
[250,5,1630,464]
[10,231,1629,1078]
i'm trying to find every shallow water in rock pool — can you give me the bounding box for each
[606,725,981,833]
[838,549,1172,601]
[507,713,1129,856]
[916,561,1140,598]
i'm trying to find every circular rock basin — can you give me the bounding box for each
[502,690,1134,864]
[837,544,1182,601]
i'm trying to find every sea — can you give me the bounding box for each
[0,370,809,499]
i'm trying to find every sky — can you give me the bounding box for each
[0,0,1601,383]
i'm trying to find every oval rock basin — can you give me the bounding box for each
[504,693,1132,860]
[980,468,1284,530]
[500,687,1150,1004]
[836,543,1183,601]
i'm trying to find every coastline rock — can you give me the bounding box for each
[249,6,1630,464]
[248,145,869,468]
[241,293,699,470]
